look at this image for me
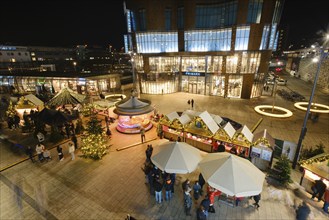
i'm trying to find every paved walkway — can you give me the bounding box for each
[1,74,329,219]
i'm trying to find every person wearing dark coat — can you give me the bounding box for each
[198,173,206,195]
[57,145,64,161]
[26,146,35,163]
[196,205,207,220]
[253,194,261,209]
[296,201,311,220]
[154,178,163,204]
[71,134,78,150]
[311,178,326,201]
[201,195,210,212]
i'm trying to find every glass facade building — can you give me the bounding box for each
[125,0,284,99]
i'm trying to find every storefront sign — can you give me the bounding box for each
[183,72,205,77]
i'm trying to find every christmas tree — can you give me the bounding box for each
[80,115,108,160]
[270,155,292,186]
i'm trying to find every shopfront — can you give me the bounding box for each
[181,72,206,94]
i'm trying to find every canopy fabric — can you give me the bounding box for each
[223,122,236,139]
[47,88,86,106]
[24,94,44,106]
[93,100,116,109]
[118,96,148,108]
[182,110,201,118]
[253,129,275,147]
[37,108,77,125]
[199,111,220,135]
[239,125,254,143]
[151,141,203,174]
[211,114,223,126]
[199,152,265,197]
[166,112,180,122]
[178,114,191,125]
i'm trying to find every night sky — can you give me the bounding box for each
[0,0,328,50]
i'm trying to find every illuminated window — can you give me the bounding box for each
[268,23,277,49]
[136,32,178,53]
[196,1,237,28]
[235,26,250,51]
[184,28,232,52]
[247,0,263,24]
[260,25,270,50]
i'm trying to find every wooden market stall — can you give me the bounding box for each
[162,114,191,141]
[251,129,275,170]
[231,125,254,157]
[184,111,219,152]
[212,122,236,152]
[160,112,181,141]
[299,153,329,195]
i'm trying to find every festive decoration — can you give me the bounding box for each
[80,115,108,160]
[299,153,329,166]
[269,155,292,185]
[81,103,96,117]
[6,101,16,118]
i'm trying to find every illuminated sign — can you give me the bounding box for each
[183,72,205,76]
[0,46,16,51]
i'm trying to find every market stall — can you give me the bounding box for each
[161,113,191,141]
[251,129,275,170]
[231,125,254,157]
[113,96,154,134]
[212,122,236,153]
[15,94,44,120]
[184,111,219,152]
[299,153,329,194]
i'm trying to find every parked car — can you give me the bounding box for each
[276,78,287,85]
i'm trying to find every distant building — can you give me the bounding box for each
[124,0,284,98]
[0,45,31,63]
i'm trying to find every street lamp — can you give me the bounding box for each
[292,44,326,169]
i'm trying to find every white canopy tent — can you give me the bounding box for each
[199,111,220,135]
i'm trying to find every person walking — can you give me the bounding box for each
[196,205,208,220]
[311,178,326,202]
[68,142,75,160]
[323,188,329,214]
[164,176,172,201]
[198,173,205,195]
[193,181,201,200]
[35,143,45,162]
[26,146,35,163]
[57,145,64,161]
[71,134,78,150]
[154,178,163,204]
[184,188,192,216]
[253,193,261,209]
[191,99,194,109]
[145,144,153,162]
[140,127,146,143]
[296,201,311,220]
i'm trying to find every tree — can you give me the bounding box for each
[270,155,292,186]
[6,101,16,118]
[80,116,107,160]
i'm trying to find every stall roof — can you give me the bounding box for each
[211,114,223,126]
[240,125,254,143]
[24,94,44,106]
[199,111,219,134]
[166,112,180,122]
[253,129,275,146]
[223,122,236,139]
[182,110,201,118]
[301,153,329,180]
[178,114,191,125]
[118,96,148,108]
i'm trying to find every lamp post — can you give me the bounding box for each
[292,46,325,169]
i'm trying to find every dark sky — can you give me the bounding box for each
[0,0,328,50]
[280,0,329,49]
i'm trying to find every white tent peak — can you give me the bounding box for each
[223,122,236,139]
[199,111,219,134]
[240,125,254,143]
[178,114,191,125]
[166,112,180,121]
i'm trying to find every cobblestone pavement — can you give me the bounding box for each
[0,74,328,219]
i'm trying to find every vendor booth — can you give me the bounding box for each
[299,153,329,195]
[212,122,236,152]
[184,111,219,152]
[161,113,191,141]
[231,125,254,157]
[15,94,44,120]
[251,129,275,170]
[113,96,154,134]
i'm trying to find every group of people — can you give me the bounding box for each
[187,99,195,109]
[310,178,329,214]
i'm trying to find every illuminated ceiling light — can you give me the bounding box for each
[294,102,329,113]
[254,105,293,118]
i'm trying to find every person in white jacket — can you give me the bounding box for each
[68,142,75,160]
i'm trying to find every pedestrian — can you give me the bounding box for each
[154,178,163,204]
[184,189,192,216]
[198,173,205,195]
[71,134,78,150]
[170,173,176,193]
[311,178,326,202]
[191,99,194,109]
[156,123,163,139]
[140,127,146,143]
[106,127,112,139]
[201,195,210,214]
[57,145,64,161]
[182,179,191,192]
[187,99,191,106]
[196,205,208,220]
[35,143,45,162]
[26,146,35,163]
[253,193,261,209]
[105,115,110,128]
[145,144,153,162]
[296,201,311,220]
[68,142,75,160]
[323,188,329,214]
[164,176,172,201]
[193,181,201,200]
